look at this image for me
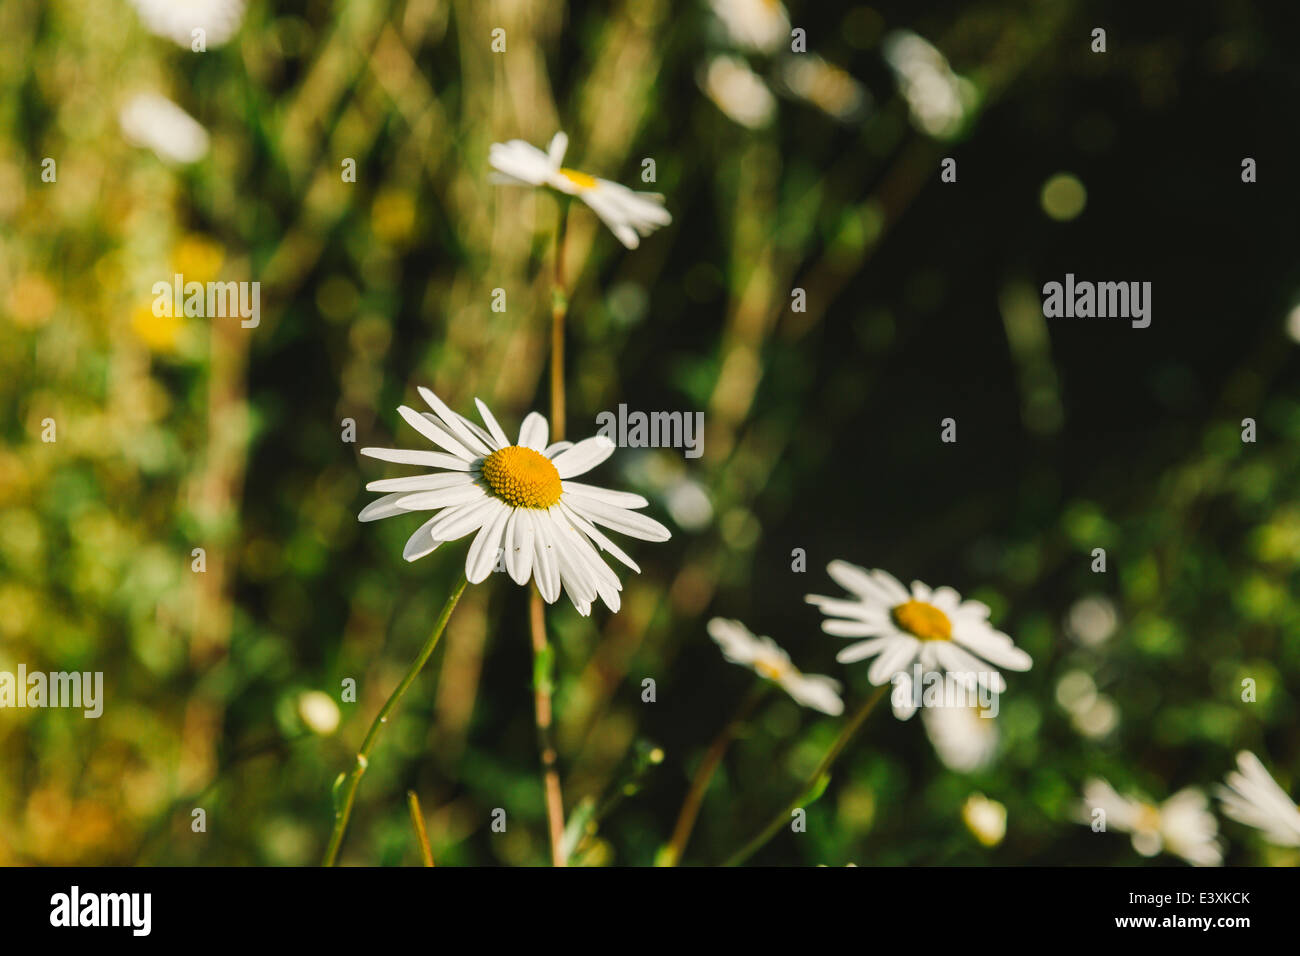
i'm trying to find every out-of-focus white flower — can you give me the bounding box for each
[1081,779,1222,866]
[701,55,776,129]
[128,0,246,49]
[298,691,340,735]
[882,31,978,139]
[778,55,869,122]
[489,132,670,249]
[922,702,998,772]
[1216,751,1300,847]
[1055,670,1119,738]
[119,93,210,165]
[664,477,713,531]
[707,618,843,715]
[962,793,1006,847]
[807,562,1032,720]
[1065,594,1118,645]
[709,0,789,54]
[359,387,671,616]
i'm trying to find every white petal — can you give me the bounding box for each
[473,398,510,449]
[561,480,649,509]
[359,493,410,522]
[563,494,670,541]
[367,473,475,494]
[544,441,574,458]
[517,412,549,451]
[550,436,616,478]
[398,405,475,460]
[557,500,641,572]
[529,509,561,603]
[466,503,510,583]
[402,516,444,562]
[547,131,568,165]
[867,636,920,685]
[361,447,471,470]
[503,508,535,585]
[417,387,492,458]
[428,496,500,541]
[395,484,487,512]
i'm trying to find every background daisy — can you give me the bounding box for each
[1216,751,1300,847]
[1081,779,1222,866]
[807,561,1032,719]
[707,618,843,715]
[489,132,670,249]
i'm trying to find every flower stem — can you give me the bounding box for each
[321,572,468,866]
[722,684,889,866]
[407,790,435,867]
[529,197,572,866]
[661,682,769,866]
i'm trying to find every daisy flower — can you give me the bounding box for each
[707,618,843,715]
[128,0,245,49]
[806,562,1032,720]
[700,55,776,129]
[489,132,670,249]
[1216,751,1300,847]
[359,387,670,616]
[119,93,210,165]
[1081,779,1222,866]
[962,793,1007,847]
[709,0,789,54]
[922,702,998,773]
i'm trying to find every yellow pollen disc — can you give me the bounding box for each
[891,600,953,641]
[480,446,562,509]
[558,167,598,191]
[1135,804,1162,833]
[754,657,789,681]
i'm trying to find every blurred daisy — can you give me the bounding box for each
[922,702,998,773]
[709,0,789,54]
[778,55,870,122]
[489,132,670,249]
[119,93,209,165]
[128,0,245,49]
[707,618,843,715]
[360,387,670,616]
[1216,751,1300,846]
[882,31,978,139]
[1081,779,1222,866]
[701,55,776,129]
[806,562,1032,720]
[962,793,1006,847]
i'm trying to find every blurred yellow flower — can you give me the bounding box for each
[131,301,183,353]
[171,234,225,284]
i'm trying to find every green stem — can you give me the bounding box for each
[322,572,468,866]
[722,684,889,867]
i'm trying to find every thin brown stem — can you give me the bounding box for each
[529,198,572,866]
[662,683,769,866]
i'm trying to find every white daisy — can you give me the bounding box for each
[128,0,245,49]
[778,55,870,122]
[707,618,843,715]
[700,55,776,129]
[882,31,978,139]
[709,0,789,54]
[922,702,998,773]
[1081,779,1222,866]
[806,562,1032,720]
[119,93,210,165]
[489,133,671,249]
[359,388,670,616]
[962,793,1006,847]
[1216,751,1300,847]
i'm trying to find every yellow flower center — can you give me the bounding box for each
[1135,803,1162,834]
[754,656,789,681]
[480,446,562,509]
[891,600,952,641]
[558,167,598,191]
